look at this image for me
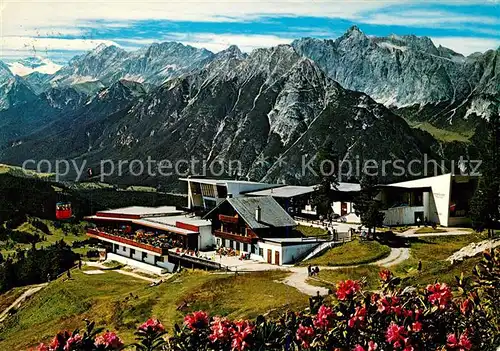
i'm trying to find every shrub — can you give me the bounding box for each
[33,249,500,350]
[9,230,41,244]
[32,220,51,235]
[5,212,27,230]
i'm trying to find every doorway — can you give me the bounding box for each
[341,202,348,216]
[267,249,272,264]
[414,211,424,225]
[274,251,280,265]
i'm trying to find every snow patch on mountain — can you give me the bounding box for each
[7,56,62,76]
[464,98,495,121]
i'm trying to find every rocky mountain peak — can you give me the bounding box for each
[0,61,15,83]
[336,25,371,48]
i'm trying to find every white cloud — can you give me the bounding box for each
[165,33,292,52]
[363,11,499,27]
[431,37,500,55]
[1,0,401,38]
[115,33,293,53]
[0,37,120,57]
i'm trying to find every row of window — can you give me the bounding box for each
[115,244,164,263]
[217,238,264,257]
[200,184,217,198]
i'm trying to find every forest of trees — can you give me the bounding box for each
[0,240,78,293]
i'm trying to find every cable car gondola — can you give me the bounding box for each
[55,202,73,220]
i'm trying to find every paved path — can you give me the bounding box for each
[281,247,410,296]
[398,227,471,238]
[0,283,47,322]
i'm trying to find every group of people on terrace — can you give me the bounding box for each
[95,226,185,250]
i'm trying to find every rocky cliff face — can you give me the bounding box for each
[31,42,214,94]
[1,44,438,185]
[0,61,37,111]
[2,28,497,186]
[292,26,499,130]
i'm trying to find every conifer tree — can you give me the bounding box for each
[470,114,500,238]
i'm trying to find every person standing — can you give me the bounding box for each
[307,264,312,277]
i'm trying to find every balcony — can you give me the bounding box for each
[214,230,254,244]
[87,228,168,255]
[218,214,238,224]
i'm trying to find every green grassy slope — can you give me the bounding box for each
[0,270,307,350]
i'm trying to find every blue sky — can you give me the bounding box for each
[1,0,499,63]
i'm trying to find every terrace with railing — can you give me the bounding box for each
[86,228,183,255]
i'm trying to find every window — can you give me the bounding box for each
[131,249,135,255]
[221,238,226,247]
[142,252,148,261]
[217,238,221,246]
[230,240,234,249]
[259,248,264,257]
[123,246,126,252]
[243,243,248,252]
[155,256,164,263]
[236,242,241,251]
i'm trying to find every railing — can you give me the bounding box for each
[168,251,224,270]
[87,229,167,255]
[214,230,253,244]
[218,214,238,224]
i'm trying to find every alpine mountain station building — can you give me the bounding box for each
[86,174,477,273]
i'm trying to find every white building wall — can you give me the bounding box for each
[387,174,452,226]
[107,253,174,274]
[332,201,361,223]
[112,244,173,272]
[332,202,341,215]
[383,206,425,226]
[255,241,281,265]
[282,243,319,264]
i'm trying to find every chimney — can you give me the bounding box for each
[255,206,261,222]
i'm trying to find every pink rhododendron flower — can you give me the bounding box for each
[184,311,209,331]
[139,318,165,333]
[336,280,361,300]
[313,305,335,329]
[386,322,407,345]
[230,320,254,351]
[412,321,423,332]
[426,283,452,309]
[209,317,232,344]
[353,342,377,351]
[296,324,315,349]
[447,332,472,350]
[377,295,402,315]
[95,331,123,349]
[64,334,82,351]
[348,306,367,329]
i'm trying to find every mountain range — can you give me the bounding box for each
[0,26,497,186]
